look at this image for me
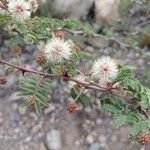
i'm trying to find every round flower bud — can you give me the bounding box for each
[35,52,47,66]
[0,76,7,85]
[54,31,64,39]
[11,45,22,54]
[66,102,78,113]
[137,132,150,145]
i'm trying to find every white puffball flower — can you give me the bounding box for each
[91,56,118,85]
[44,38,72,63]
[68,74,86,89]
[8,0,31,22]
[28,0,38,12]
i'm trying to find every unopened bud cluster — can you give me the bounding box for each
[54,31,64,39]
[137,132,150,145]
[35,53,47,66]
[0,76,7,85]
[66,102,78,113]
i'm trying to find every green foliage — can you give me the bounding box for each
[60,53,81,75]
[76,51,96,61]
[120,78,150,103]
[18,76,52,116]
[70,87,90,106]
[140,88,150,108]
[4,35,25,48]
[100,94,123,114]
[44,61,62,74]
[0,14,11,26]
[0,15,94,48]
[115,65,150,108]
[99,93,150,139]
[101,103,121,113]
[116,65,133,82]
[129,121,149,138]
[113,114,128,128]
[30,16,94,40]
[65,50,95,75]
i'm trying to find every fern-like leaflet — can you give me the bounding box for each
[18,76,52,116]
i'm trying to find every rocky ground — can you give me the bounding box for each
[0,31,150,150]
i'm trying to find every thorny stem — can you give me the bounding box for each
[0,59,130,102]
[90,81,105,90]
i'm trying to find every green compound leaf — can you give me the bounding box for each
[18,76,52,116]
[70,87,90,106]
[129,121,150,138]
[113,114,128,128]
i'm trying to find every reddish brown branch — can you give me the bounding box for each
[0,59,103,89]
[0,59,129,101]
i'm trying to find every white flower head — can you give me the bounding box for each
[8,0,31,22]
[68,74,86,89]
[44,38,72,63]
[91,56,118,85]
[28,0,38,12]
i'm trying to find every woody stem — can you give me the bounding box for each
[0,59,130,102]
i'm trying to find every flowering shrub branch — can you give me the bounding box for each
[0,59,129,99]
[0,0,150,145]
